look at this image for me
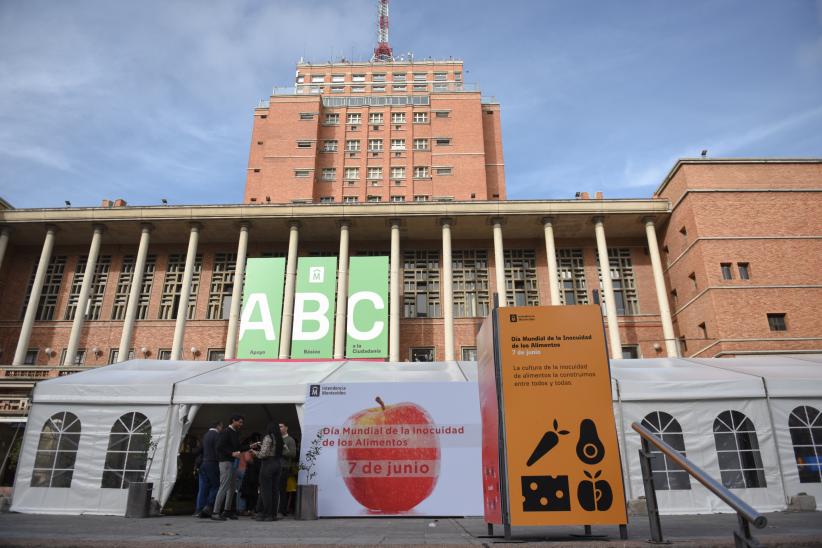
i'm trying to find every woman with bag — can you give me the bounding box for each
[251,421,284,521]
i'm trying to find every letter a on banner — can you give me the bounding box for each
[237,257,286,359]
[346,256,388,358]
[291,256,337,358]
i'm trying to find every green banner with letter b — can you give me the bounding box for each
[291,256,338,359]
[346,256,389,358]
[237,257,286,359]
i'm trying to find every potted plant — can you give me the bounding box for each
[296,430,323,520]
[125,437,160,518]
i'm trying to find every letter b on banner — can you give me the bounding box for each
[291,257,338,358]
[346,256,389,358]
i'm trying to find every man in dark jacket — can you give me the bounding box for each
[212,414,245,520]
[196,421,223,518]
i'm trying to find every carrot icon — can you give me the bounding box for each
[526,419,570,466]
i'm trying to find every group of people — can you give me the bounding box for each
[195,414,297,521]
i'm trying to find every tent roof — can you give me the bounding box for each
[28,356,819,406]
[686,355,822,398]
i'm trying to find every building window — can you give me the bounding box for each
[413,138,429,150]
[102,412,152,489]
[556,249,588,305]
[64,256,112,321]
[108,348,135,364]
[158,349,172,360]
[369,112,383,124]
[368,139,383,152]
[410,347,434,362]
[391,139,406,151]
[461,347,478,361]
[413,166,429,179]
[596,248,638,315]
[344,167,360,180]
[320,196,335,204]
[738,262,750,280]
[367,167,383,180]
[434,110,450,117]
[413,84,427,92]
[789,405,822,483]
[21,256,67,321]
[158,254,202,320]
[767,313,787,331]
[393,72,407,82]
[111,255,156,320]
[331,74,344,83]
[403,250,441,318]
[297,141,312,149]
[641,412,692,490]
[721,263,733,280]
[392,84,407,92]
[413,112,429,123]
[322,140,338,152]
[713,410,767,489]
[352,74,365,82]
[345,140,360,152]
[59,348,86,366]
[390,195,405,202]
[294,170,311,178]
[689,272,697,289]
[434,138,451,146]
[452,250,489,318]
[321,168,336,181]
[413,72,427,81]
[24,349,38,365]
[435,167,452,176]
[299,112,314,120]
[331,86,344,93]
[207,253,236,320]
[455,72,462,81]
[366,195,382,202]
[324,113,339,125]
[621,345,640,359]
[391,112,406,124]
[372,73,386,82]
[346,113,361,125]
[207,348,226,361]
[433,72,447,81]
[310,74,325,83]
[343,196,358,204]
[505,249,539,306]
[698,322,708,339]
[31,411,81,488]
[391,166,406,179]
[296,76,304,84]
[413,195,430,202]
[351,86,365,93]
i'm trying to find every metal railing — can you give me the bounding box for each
[632,422,767,547]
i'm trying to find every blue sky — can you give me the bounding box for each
[1,0,820,208]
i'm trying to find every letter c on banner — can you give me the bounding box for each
[293,292,330,341]
[240,293,277,341]
[347,291,385,341]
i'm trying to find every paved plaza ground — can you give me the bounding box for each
[0,510,821,546]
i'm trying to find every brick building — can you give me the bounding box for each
[0,53,820,456]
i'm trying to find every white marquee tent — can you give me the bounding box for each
[10,355,822,516]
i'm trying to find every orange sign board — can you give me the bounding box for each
[482,305,627,527]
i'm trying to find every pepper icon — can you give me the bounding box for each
[526,419,570,466]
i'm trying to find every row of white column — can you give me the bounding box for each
[4,215,678,366]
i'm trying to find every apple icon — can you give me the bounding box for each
[338,396,441,512]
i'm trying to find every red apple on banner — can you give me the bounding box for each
[338,396,441,512]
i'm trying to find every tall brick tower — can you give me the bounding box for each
[244,4,505,204]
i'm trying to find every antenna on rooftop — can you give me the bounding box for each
[371,0,394,62]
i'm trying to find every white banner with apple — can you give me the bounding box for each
[300,382,484,516]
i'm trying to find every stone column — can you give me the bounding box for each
[542,217,561,305]
[333,220,351,359]
[0,227,10,273]
[389,219,401,361]
[118,224,152,362]
[278,221,300,359]
[224,222,250,360]
[13,226,57,365]
[171,223,201,360]
[593,217,622,359]
[441,218,455,361]
[64,224,105,366]
[644,217,679,357]
[491,218,507,307]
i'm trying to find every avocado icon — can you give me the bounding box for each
[576,419,605,465]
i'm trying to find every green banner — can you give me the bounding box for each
[291,256,338,359]
[346,256,389,358]
[237,257,286,359]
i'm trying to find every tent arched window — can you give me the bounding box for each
[713,410,766,489]
[788,405,822,483]
[640,411,691,490]
[31,411,81,488]
[102,412,152,489]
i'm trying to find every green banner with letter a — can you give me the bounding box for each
[346,256,389,358]
[291,256,338,359]
[237,257,286,359]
